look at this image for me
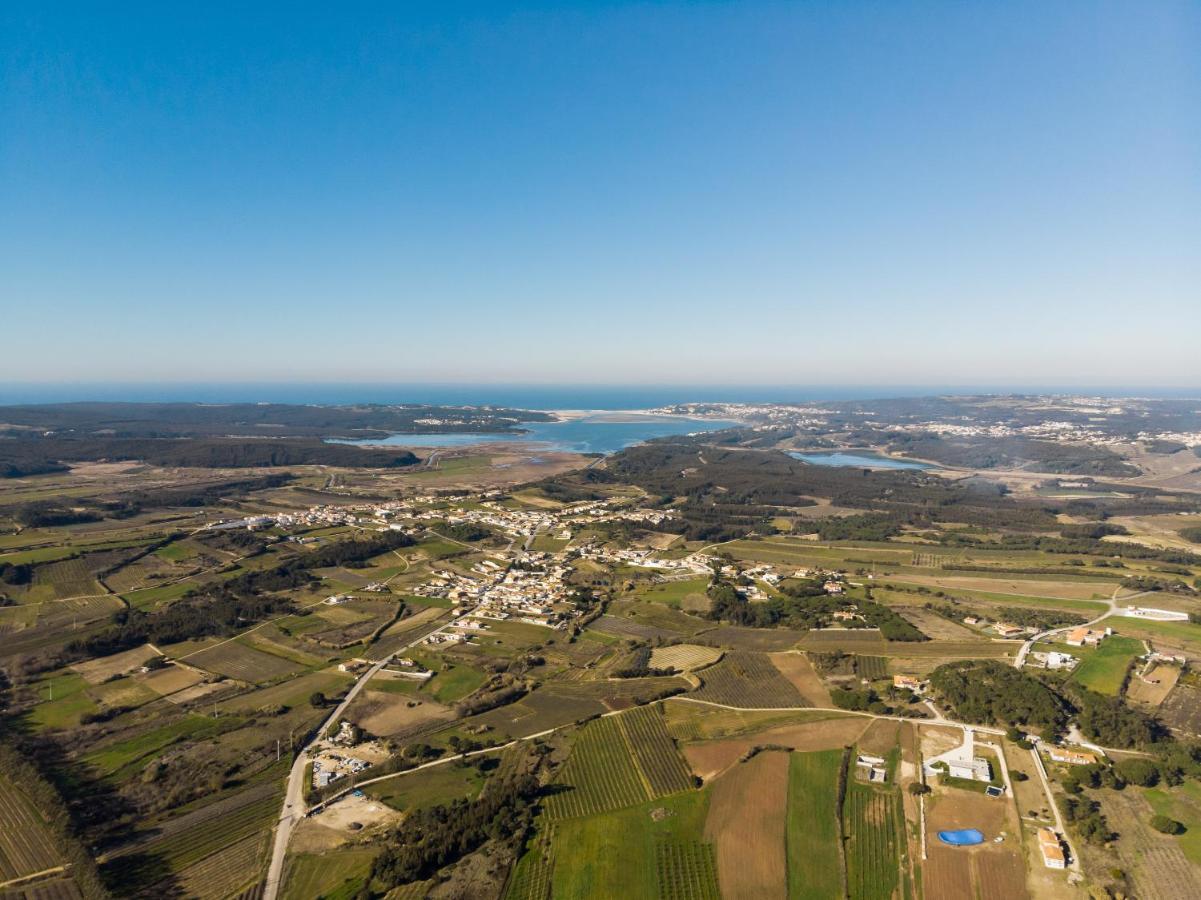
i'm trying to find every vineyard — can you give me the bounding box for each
[545,707,694,820]
[692,651,805,708]
[173,832,267,900]
[854,656,888,679]
[619,705,695,796]
[102,791,279,893]
[0,776,64,881]
[505,828,555,900]
[655,840,720,900]
[843,781,902,900]
[649,644,722,672]
[187,640,306,683]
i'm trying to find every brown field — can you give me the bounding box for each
[138,662,205,697]
[167,680,234,705]
[663,702,841,742]
[856,718,901,756]
[369,605,448,657]
[704,752,789,899]
[72,642,160,684]
[682,717,871,782]
[1126,662,1182,707]
[801,632,1018,659]
[923,844,974,900]
[894,574,1114,602]
[1158,681,1201,737]
[649,644,722,672]
[974,849,1029,900]
[187,640,304,683]
[897,607,982,640]
[698,625,806,651]
[345,689,454,737]
[767,651,832,706]
[924,787,1027,899]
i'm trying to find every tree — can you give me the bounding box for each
[908,783,931,796]
[309,691,327,708]
[1150,815,1185,835]
[1115,758,1160,787]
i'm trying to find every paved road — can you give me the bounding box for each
[262,614,455,900]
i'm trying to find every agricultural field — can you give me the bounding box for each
[842,780,903,900]
[649,643,723,672]
[633,576,711,610]
[185,639,307,683]
[692,651,806,708]
[785,749,844,900]
[705,752,789,898]
[280,847,376,900]
[0,775,66,883]
[549,790,716,899]
[545,707,693,821]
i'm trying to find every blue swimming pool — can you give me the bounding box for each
[938,829,985,846]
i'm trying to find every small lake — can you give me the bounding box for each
[788,450,934,470]
[332,413,738,456]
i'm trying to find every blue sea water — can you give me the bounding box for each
[334,413,738,455]
[789,451,934,470]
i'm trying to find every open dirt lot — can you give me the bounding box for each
[72,643,160,684]
[291,793,401,853]
[345,689,454,737]
[925,788,1027,899]
[856,718,902,756]
[138,662,205,696]
[704,752,789,900]
[1126,661,1182,706]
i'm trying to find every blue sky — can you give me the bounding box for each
[2,1,1198,387]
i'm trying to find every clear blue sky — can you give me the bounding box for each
[2,1,1198,387]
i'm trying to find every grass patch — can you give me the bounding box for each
[787,750,844,899]
[365,761,484,812]
[1072,635,1144,695]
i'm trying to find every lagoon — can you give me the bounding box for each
[788,450,933,470]
[333,413,737,456]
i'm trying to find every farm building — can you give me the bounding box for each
[923,729,992,782]
[856,753,888,783]
[1065,626,1111,647]
[893,674,925,693]
[1038,828,1066,869]
[1046,747,1099,766]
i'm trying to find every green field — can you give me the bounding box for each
[1072,635,1144,695]
[427,662,488,703]
[281,847,377,900]
[786,750,844,900]
[633,577,710,609]
[550,790,715,899]
[365,761,484,811]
